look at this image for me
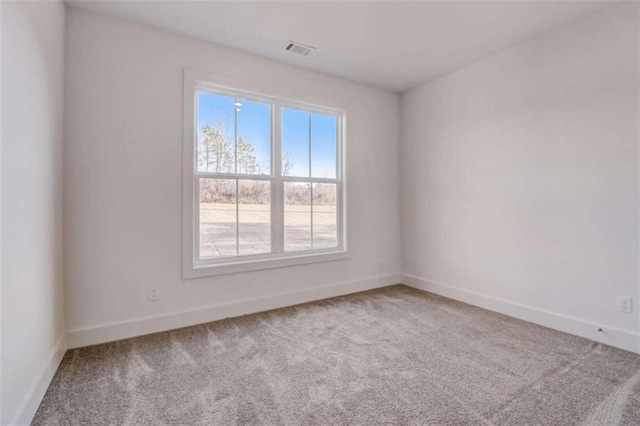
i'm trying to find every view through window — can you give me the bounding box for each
[194,88,344,264]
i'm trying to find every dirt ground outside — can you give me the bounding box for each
[199,202,337,258]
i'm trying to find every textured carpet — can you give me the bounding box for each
[33,285,640,425]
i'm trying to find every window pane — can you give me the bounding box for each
[311,113,337,178]
[281,107,309,177]
[313,183,338,249]
[236,99,271,175]
[284,182,311,251]
[199,178,237,258]
[197,92,235,174]
[239,180,271,255]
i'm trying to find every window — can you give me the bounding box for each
[183,70,347,278]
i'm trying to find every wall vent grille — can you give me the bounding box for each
[285,41,315,56]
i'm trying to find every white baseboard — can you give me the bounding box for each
[12,334,67,426]
[403,274,640,354]
[67,273,402,349]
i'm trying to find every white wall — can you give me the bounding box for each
[64,9,401,346]
[1,1,66,424]
[402,4,640,351]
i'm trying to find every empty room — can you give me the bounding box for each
[2,0,640,424]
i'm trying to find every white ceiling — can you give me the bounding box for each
[66,1,610,93]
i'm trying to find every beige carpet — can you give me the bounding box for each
[33,285,640,425]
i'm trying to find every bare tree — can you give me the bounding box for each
[196,117,310,205]
[282,151,294,176]
[198,118,276,203]
[236,136,263,174]
[199,120,233,173]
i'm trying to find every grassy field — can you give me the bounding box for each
[199,202,337,258]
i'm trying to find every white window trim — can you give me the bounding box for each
[182,69,348,279]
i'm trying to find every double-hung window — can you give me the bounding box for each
[183,71,347,278]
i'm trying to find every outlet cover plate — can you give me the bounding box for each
[619,297,633,314]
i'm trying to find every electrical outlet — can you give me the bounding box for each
[148,287,159,302]
[619,297,632,314]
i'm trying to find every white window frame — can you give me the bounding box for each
[183,69,348,279]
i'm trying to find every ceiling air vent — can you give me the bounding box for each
[285,40,315,56]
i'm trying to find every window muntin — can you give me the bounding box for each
[191,85,344,268]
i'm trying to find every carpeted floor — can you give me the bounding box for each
[33,285,640,425]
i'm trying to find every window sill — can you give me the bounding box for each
[183,250,350,279]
